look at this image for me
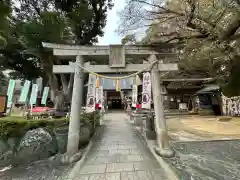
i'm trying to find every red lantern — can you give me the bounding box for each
[95,103,101,110]
[136,104,141,109]
[95,104,99,109]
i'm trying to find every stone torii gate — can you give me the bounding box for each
[42,43,178,157]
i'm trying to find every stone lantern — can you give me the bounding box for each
[126,98,132,112]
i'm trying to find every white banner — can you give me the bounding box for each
[29,84,38,105]
[19,80,31,103]
[86,74,96,112]
[141,72,151,109]
[132,85,138,107]
[7,79,16,108]
[41,87,50,105]
[96,86,103,107]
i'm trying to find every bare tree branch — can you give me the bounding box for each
[118,0,240,41]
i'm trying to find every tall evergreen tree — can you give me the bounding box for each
[0,0,113,106]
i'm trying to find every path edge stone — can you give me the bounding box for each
[67,125,103,179]
[134,126,179,180]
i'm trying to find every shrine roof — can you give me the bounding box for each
[195,84,220,94]
[138,76,214,89]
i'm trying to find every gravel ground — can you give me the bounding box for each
[165,140,240,180]
[167,116,240,141]
[0,158,74,180]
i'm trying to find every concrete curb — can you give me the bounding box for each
[134,126,179,180]
[67,125,103,179]
[170,136,240,143]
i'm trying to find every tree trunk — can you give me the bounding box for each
[67,74,74,99]
[54,91,66,109]
[60,74,68,93]
[47,73,59,102]
[56,57,74,106]
[41,55,74,109]
[41,55,57,101]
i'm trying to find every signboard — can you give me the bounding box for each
[141,72,151,109]
[132,84,138,107]
[86,74,96,112]
[29,84,38,105]
[41,87,49,105]
[19,80,31,103]
[0,95,7,114]
[7,79,15,108]
[179,103,188,111]
[96,86,103,107]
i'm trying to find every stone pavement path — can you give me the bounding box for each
[73,112,168,180]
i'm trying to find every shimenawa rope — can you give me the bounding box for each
[75,60,158,91]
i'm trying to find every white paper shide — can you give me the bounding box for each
[86,74,96,112]
[141,72,151,109]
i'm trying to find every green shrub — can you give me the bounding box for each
[0,116,67,138]
[0,111,100,138]
[80,110,100,125]
[95,111,101,121]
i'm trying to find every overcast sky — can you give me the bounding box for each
[98,0,125,45]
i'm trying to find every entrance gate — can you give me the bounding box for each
[42,43,178,157]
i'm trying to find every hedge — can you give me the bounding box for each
[0,111,100,138]
[0,116,67,138]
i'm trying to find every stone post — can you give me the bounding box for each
[148,54,174,158]
[67,55,84,157]
[126,98,132,113]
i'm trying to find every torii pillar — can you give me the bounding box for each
[67,55,84,156]
[149,54,174,157]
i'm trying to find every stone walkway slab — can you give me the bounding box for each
[73,112,169,180]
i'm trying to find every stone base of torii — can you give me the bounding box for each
[42,43,178,159]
